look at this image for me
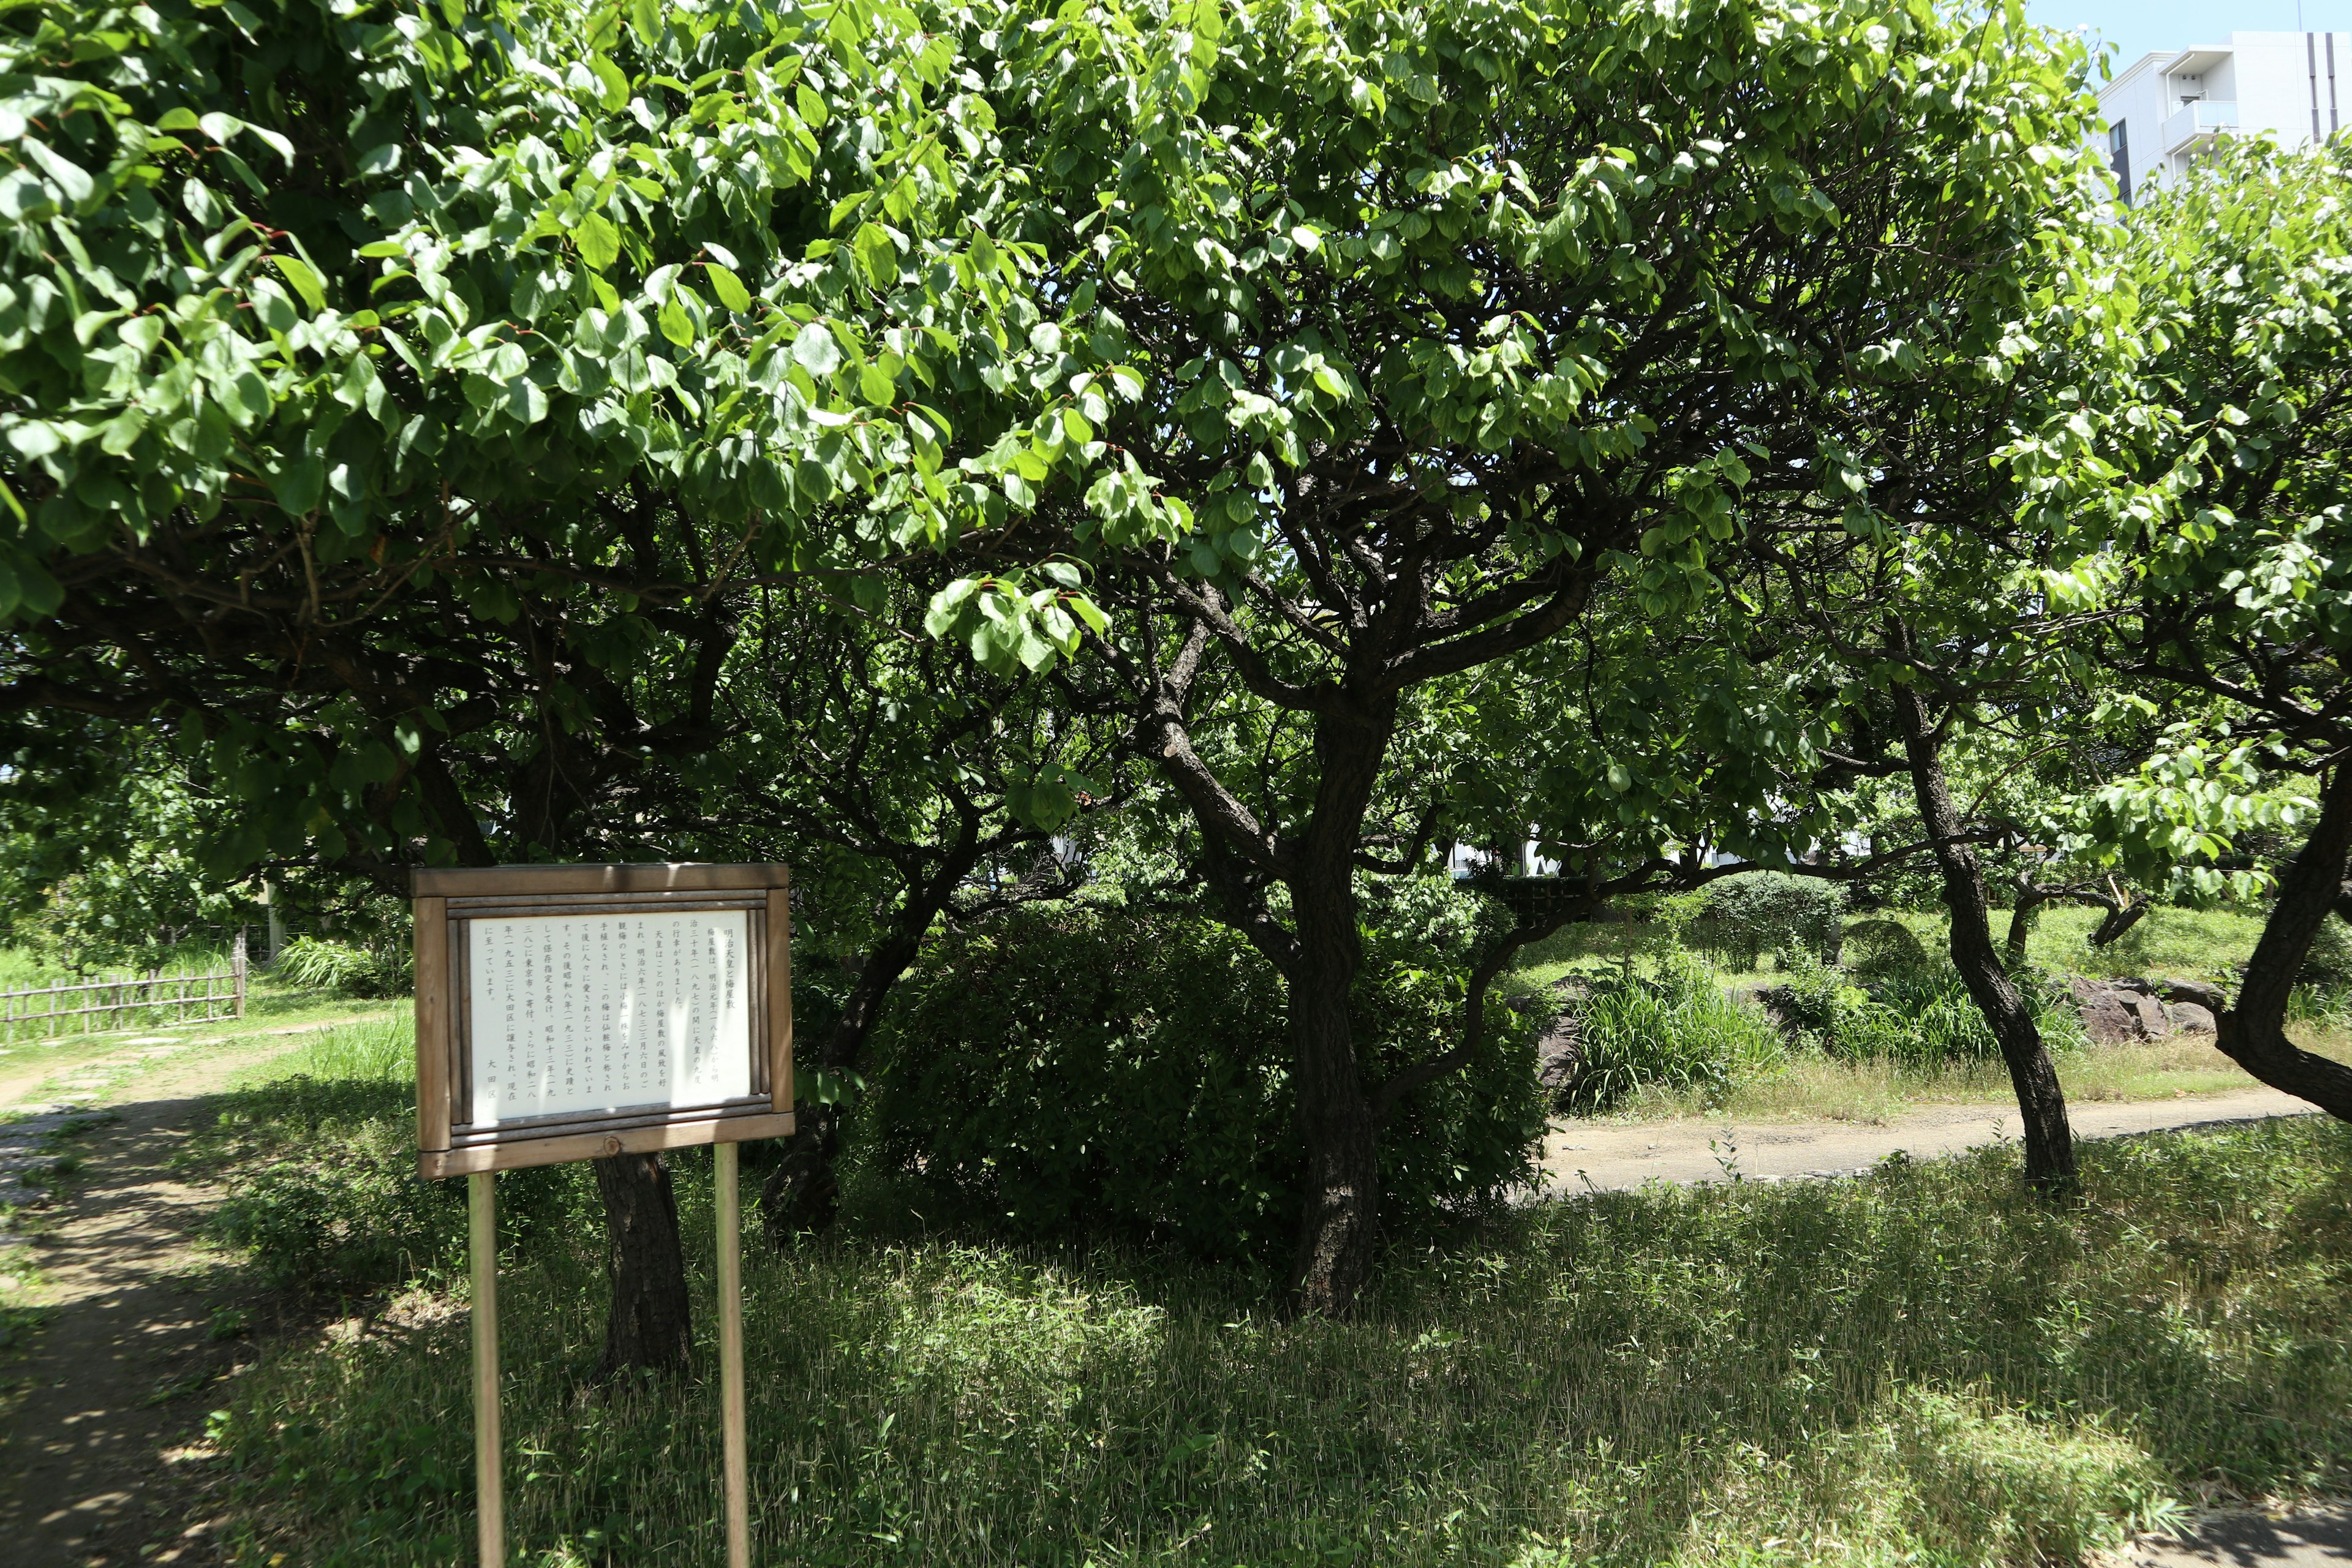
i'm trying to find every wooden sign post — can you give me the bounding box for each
[413,863,794,1567]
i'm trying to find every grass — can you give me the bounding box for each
[175,1017,2352,1566]
[0,990,404,1115]
[1605,1031,2352,1125]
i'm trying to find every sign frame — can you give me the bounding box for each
[412,862,795,1178]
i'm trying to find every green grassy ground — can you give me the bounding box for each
[1521,907,2300,1121]
[178,1019,2352,1567]
[1607,1031,2344,1125]
[1520,905,2272,995]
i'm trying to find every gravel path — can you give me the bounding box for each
[1537,1086,2320,1193]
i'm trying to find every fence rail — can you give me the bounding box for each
[1,933,246,1044]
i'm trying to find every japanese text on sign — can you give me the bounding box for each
[466,910,752,1125]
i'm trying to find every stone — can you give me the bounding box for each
[2124,992,2171,1039]
[1536,1013,1581,1103]
[2166,1000,2217,1034]
[2069,977,2141,1044]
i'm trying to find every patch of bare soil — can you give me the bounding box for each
[1540,1085,2320,1192]
[0,1029,339,1567]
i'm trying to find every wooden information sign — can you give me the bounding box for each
[414,863,791,1568]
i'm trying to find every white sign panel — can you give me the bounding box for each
[467,910,753,1125]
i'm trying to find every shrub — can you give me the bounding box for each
[1843,917,1931,975]
[272,935,411,998]
[1566,953,1784,1110]
[1698,872,1845,968]
[1763,952,2091,1066]
[868,888,1546,1262]
[1773,954,1920,1060]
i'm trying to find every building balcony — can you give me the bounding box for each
[2163,100,2238,154]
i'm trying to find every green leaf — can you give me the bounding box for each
[703,264,751,313]
[21,141,92,206]
[657,297,695,347]
[628,0,660,48]
[576,211,620,272]
[791,321,843,377]
[858,361,895,404]
[271,254,326,313]
[590,55,631,111]
[271,454,325,516]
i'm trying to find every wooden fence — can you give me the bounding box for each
[0,932,246,1044]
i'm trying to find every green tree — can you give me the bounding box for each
[2019,140,2352,1118]
[0,0,1072,1374]
[920,0,2102,1308]
[686,571,1128,1242]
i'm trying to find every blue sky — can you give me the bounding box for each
[2026,0,2352,76]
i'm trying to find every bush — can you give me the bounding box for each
[273,935,411,998]
[1844,917,1931,976]
[1566,952,1785,1110]
[1698,872,1845,969]
[1772,954,1921,1060]
[1765,952,2092,1067]
[868,887,1547,1262]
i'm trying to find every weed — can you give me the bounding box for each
[1567,953,1785,1111]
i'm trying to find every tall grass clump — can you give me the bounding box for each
[271,935,413,998]
[1568,952,1784,1110]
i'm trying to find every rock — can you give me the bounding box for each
[2124,991,2171,1039]
[1536,1014,1581,1104]
[2166,1000,2217,1034]
[2162,979,2228,1012]
[2069,977,2141,1044]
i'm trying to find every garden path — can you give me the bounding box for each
[2130,1503,2352,1566]
[0,1022,358,1566]
[1537,1085,2319,1193]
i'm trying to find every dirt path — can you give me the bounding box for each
[0,1022,365,1567]
[1537,1085,2321,1192]
[2131,1501,2352,1566]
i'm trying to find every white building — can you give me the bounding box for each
[2097,31,2352,203]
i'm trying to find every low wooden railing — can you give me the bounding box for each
[0,933,246,1044]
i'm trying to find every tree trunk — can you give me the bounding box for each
[2002,893,2046,971]
[760,924,925,1245]
[2207,764,2352,1117]
[1895,688,2076,1189]
[1286,879,1381,1317]
[593,1152,692,1382]
[2088,900,2147,949]
[1281,706,1393,1317]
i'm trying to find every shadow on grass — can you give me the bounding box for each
[188,1049,2352,1567]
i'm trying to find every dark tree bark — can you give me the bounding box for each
[1896,686,2077,1189]
[2088,900,2148,949]
[592,1152,692,1381]
[1280,703,1396,1315]
[759,923,925,1244]
[2201,763,2352,1117]
[2002,886,2049,970]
